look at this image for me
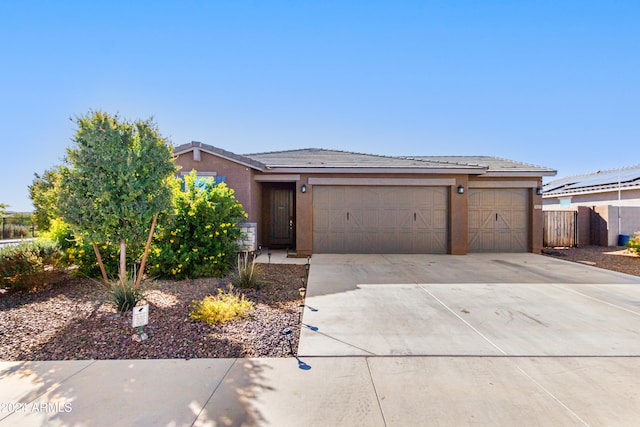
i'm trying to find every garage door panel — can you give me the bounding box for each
[413,231,448,254]
[468,188,529,252]
[313,231,344,253]
[313,186,449,253]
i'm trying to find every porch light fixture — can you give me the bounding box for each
[301,184,307,193]
[457,185,465,195]
[536,187,543,195]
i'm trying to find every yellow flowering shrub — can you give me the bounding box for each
[148,171,247,279]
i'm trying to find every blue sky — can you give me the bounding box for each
[1,1,639,212]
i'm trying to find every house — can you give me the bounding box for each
[543,165,640,246]
[173,142,556,255]
[543,165,640,209]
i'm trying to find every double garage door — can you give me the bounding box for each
[312,185,530,253]
[313,186,449,254]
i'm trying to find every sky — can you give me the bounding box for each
[1,1,639,212]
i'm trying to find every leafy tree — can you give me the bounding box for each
[149,171,247,279]
[0,203,8,216]
[58,111,176,283]
[29,166,64,232]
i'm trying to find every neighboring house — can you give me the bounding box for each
[173,142,556,255]
[543,166,640,246]
[543,165,640,209]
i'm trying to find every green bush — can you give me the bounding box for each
[627,232,640,254]
[148,171,247,279]
[231,252,262,289]
[45,218,140,279]
[108,277,147,313]
[0,240,61,291]
[189,285,254,324]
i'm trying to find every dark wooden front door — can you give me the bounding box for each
[269,184,295,248]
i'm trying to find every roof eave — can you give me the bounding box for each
[262,167,486,174]
[482,170,557,178]
[173,142,265,171]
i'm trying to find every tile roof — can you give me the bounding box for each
[173,142,555,175]
[408,156,556,173]
[244,148,481,169]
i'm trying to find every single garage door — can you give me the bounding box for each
[468,188,529,252]
[313,186,448,253]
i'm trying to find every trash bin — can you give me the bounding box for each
[618,234,630,246]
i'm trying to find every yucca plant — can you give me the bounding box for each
[108,276,147,313]
[231,251,261,289]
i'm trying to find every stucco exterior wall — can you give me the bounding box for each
[174,150,259,233]
[296,175,313,256]
[606,206,640,246]
[449,175,468,255]
[544,188,640,209]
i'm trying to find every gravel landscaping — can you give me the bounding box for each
[543,245,640,276]
[0,264,307,361]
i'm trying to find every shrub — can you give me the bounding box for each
[148,171,247,279]
[45,218,141,279]
[627,231,640,254]
[108,277,147,313]
[189,285,254,324]
[0,240,61,291]
[231,252,262,289]
[1,223,31,239]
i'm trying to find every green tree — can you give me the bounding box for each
[58,111,176,282]
[29,166,64,232]
[0,203,8,216]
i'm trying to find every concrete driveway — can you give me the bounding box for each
[4,254,640,426]
[299,253,640,356]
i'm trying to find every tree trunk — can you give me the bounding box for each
[92,242,110,288]
[119,239,127,280]
[135,213,158,289]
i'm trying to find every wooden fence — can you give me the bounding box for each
[544,210,578,247]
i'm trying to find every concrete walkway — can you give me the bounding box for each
[253,249,310,265]
[2,356,640,426]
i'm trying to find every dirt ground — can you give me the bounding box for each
[0,264,307,361]
[543,245,640,277]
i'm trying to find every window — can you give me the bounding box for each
[179,171,226,190]
[559,198,571,208]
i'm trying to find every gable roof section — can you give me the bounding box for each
[173,141,266,170]
[543,165,640,197]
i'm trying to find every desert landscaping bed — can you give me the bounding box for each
[543,245,640,277]
[0,264,306,361]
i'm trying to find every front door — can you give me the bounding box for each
[269,184,295,248]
